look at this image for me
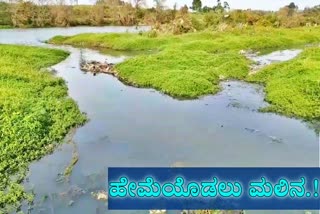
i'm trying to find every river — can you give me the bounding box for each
[0,27,319,214]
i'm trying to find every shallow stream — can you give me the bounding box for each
[0,27,319,214]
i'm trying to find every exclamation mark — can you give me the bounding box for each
[314,179,319,197]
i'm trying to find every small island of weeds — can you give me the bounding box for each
[0,44,86,213]
[49,27,320,121]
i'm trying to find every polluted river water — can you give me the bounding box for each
[0,27,319,214]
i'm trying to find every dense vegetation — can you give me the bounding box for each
[0,45,86,213]
[0,0,171,28]
[0,0,320,29]
[247,47,320,120]
[49,26,320,120]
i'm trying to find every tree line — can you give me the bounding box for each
[191,0,230,12]
[0,0,320,29]
[0,0,170,27]
[190,1,320,29]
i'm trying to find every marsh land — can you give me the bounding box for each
[0,1,319,213]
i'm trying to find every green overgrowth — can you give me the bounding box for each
[48,27,320,120]
[0,25,11,29]
[49,27,320,51]
[247,47,320,120]
[0,44,86,212]
[116,49,248,98]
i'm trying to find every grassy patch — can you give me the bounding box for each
[49,27,320,120]
[247,47,320,120]
[49,27,320,52]
[0,44,86,212]
[0,25,12,29]
[48,33,177,51]
[116,49,249,98]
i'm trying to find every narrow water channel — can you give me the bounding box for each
[0,27,318,214]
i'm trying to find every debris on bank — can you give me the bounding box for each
[80,60,117,76]
[59,185,86,198]
[68,200,75,206]
[150,210,167,214]
[91,190,108,201]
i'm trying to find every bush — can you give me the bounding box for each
[0,2,12,26]
[147,28,158,37]
[191,15,205,31]
[204,11,223,27]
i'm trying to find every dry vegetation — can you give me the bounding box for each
[0,0,320,30]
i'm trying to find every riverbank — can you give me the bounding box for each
[0,25,12,29]
[247,47,320,121]
[0,44,86,212]
[48,27,320,121]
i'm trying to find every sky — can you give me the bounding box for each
[83,0,320,11]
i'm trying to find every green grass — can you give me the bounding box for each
[49,27,320,120]
[116,49,249,98]
[0,25,12,29]
[49,27,320,52]
[0,44,86,212]
[247,47,320,120]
